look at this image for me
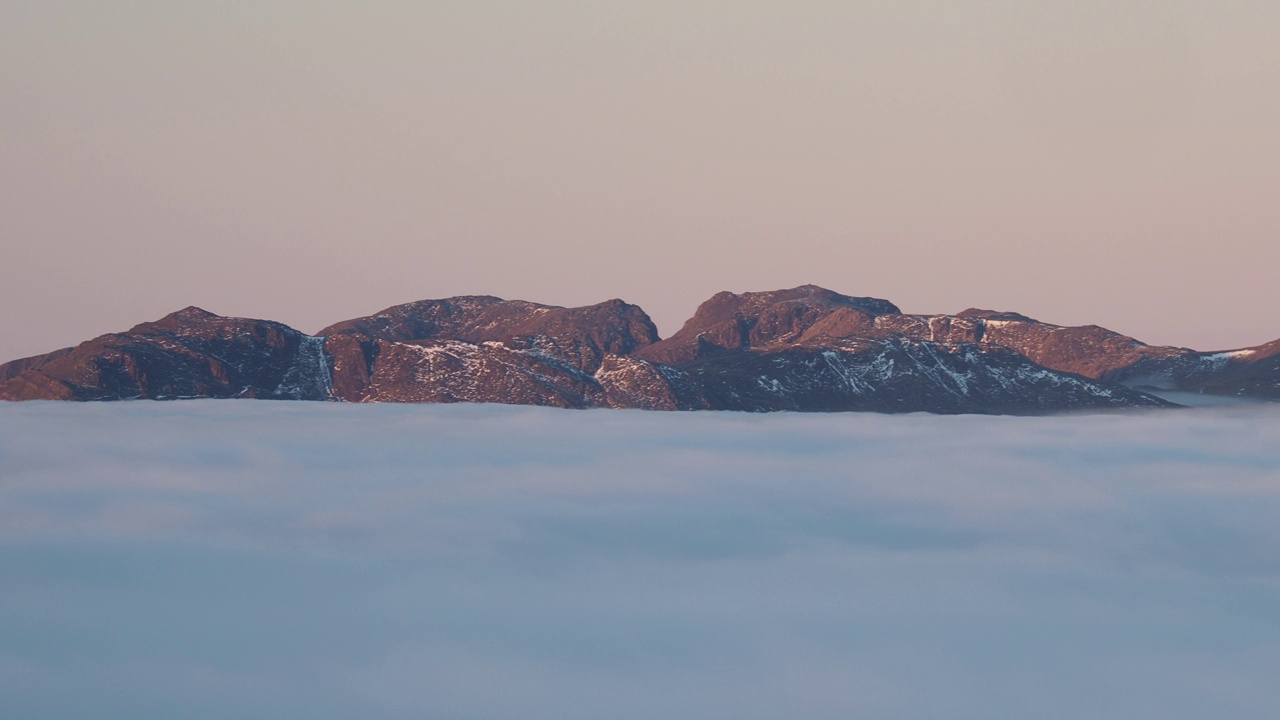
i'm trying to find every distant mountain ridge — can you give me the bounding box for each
[3,285,1277,413]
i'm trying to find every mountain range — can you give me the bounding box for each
[3,285,1277,414]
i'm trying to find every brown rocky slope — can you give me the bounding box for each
[3,286,1276,411]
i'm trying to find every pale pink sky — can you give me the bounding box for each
[2,1,1278,362]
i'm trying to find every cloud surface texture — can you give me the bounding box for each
[3,401,1279,719]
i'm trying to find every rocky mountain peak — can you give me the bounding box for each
[127,306,221,334]
[955,308,1039,323]
[0,306,327,402]
[5,287,1280,410]
[318,296,660,388]
[635,285,900,365]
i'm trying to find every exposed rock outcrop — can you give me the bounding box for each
[0,307,330,401]
[3,286,1276,413]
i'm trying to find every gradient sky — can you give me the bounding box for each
[2,1,1278,362]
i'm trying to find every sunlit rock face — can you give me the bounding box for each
[0,307,331,401]
[317,296,668,406]
[3,286,1277,411]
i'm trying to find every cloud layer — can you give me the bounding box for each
[3,401,1280,719]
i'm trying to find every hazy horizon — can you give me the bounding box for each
[3,1,1278,361]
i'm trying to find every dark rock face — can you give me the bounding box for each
[636,285,901,365]
[678,343,1167,414]
[319,296,658,373]
[0,347,75,383]
[0,307,331,401]
[1103,339,1280,399]
[872,309,1280,400]
[964,318,1182,379]
[3,286,1277,412]
[631,287,1171,413]
[317,297,665,405]
[340,339,699,410]
[635,287,1181,380]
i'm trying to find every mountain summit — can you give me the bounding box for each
[3,286,1276,413]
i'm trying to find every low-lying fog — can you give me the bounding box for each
[3,401,1279,719]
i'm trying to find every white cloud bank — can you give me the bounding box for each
[2,401,1280,719]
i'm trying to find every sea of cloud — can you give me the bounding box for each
[2,400,1279,719]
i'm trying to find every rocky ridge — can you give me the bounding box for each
[0,307,331,402]
[3,286,1276,412]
